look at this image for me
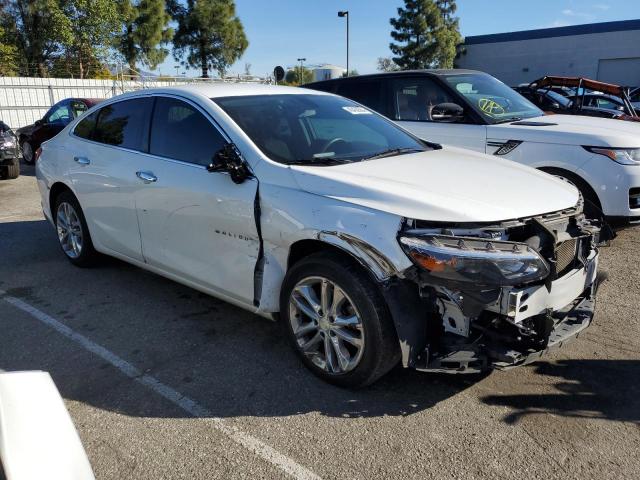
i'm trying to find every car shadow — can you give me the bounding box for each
[480,359,640,425]
[0,218,637,424]
[18,161,36,176]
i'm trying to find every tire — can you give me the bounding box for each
[5,160,20,179]
[21,140,34,164]
[53,190,99,267]
[281,251,400,388]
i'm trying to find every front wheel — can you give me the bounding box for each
[281,251,400,388]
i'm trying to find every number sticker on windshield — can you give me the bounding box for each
[342,106,372,115]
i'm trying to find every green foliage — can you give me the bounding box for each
[389,0,462,70]
[3,0,73,76]
[284,66,313,85]
[58,0,120,78]
[172,0,248,78]
[118,0,172,72]
[0,22,20,76]
[377,57,400,72]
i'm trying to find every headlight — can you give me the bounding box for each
[1,138,16,149]
[584,147,640,165]
[399,234,549,286]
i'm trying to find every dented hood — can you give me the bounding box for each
[290,146,579,223]
[488,114,640,147]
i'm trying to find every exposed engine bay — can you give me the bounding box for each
[387,201,611,373]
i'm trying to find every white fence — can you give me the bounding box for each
[0,75,271,129]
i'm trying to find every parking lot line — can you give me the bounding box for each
[1,291,322,480]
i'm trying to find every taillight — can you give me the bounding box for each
[35,147,42,162]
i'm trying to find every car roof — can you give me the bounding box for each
[304,69,484,86]
[120,83,331,100]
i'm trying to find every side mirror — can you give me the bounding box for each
[431,103,465,123]
[208,143,250,184]
[550,102,561,110]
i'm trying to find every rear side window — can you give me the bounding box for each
[93,98,153,151]
[335,81,385,114]
[149,97,226,166]
[70,101,89,118]
[73,110,99,140]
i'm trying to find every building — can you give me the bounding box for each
[312,65,346,82]
[457,19,640,87]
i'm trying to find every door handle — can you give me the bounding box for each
[136,171,157,183]
[74,156,90,165]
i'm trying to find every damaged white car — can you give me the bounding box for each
[36,85,608,387]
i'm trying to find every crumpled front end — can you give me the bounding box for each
[388,201,609,373]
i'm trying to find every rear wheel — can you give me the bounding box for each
[21,140,34,164]
[54,191,99,267]
[281,251,400,388]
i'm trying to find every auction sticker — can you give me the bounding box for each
[342,106,372,115]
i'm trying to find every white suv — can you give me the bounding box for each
[36,85,605,387]
[306,70,640,224]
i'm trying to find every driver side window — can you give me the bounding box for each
[391,77,458,122]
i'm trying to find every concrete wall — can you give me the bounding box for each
[457,29,640,87]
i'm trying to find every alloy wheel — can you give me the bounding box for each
[288,276,365,374]
[56,202,83,258]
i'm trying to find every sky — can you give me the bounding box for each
[156,0,640,78]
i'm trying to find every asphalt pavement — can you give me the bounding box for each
[1,164,638,479]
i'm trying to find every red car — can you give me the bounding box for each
[17,98,102,164]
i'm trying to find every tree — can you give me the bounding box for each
[0,20,20,76]
[172,0,248,78]
[389,0,461,70]
[118,0,172,73]
[59,0,121,78]
[284,66,312,85]
[377,57,399,72]
[2,0,72,76]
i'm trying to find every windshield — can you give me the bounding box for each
[214,94,428,165]
[444,74,544,124]
[544,90,572,107]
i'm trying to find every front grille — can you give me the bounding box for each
[556,239,578,274]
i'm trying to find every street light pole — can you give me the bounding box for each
[338,11,349,76]
[297,57,306,84]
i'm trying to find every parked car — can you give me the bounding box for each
[305,70,640,224]
[528,76,640,121]
[0,371,95,479]
[36,84,606,387]
[17,98,102,164]
[514,86,630,120]
[631,87,640,110]
[0,120,20,180]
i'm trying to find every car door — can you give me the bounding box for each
[388,76,487,152]
[133,95,259,304]
[68,97,153,261]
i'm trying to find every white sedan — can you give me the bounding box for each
[36,84,604,387]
